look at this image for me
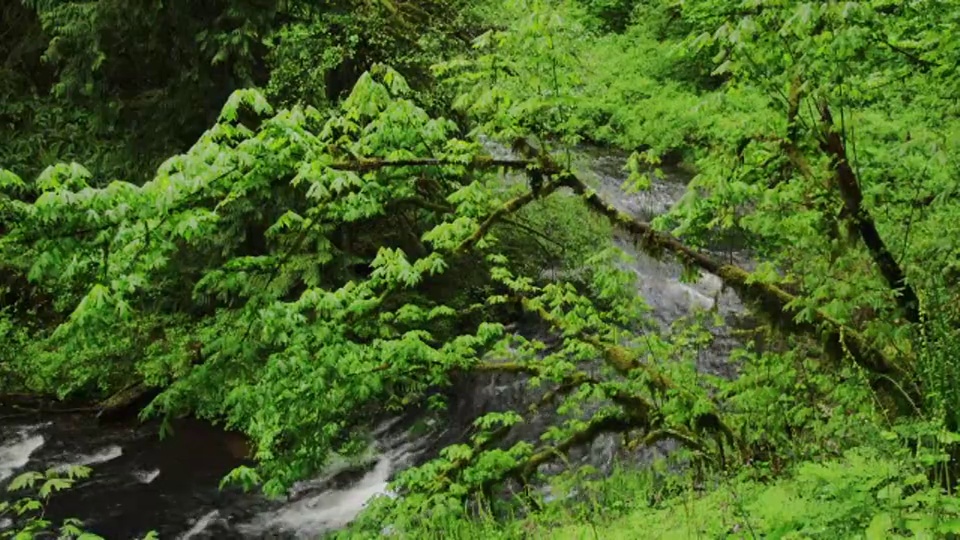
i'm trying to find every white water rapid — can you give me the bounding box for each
[0,426,45,482]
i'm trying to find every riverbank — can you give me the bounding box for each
[338,442,960,539]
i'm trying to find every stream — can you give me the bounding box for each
[0,148,746,539]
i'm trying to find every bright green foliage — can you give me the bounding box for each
[8,0,960,537]
[341,0,960,535]
[347,440,960,539]
[437,0,726,161]
[574,0,639,33]
[1,466,100,539]
[440,0,960,392]
[3,66,663,500]
[355,253,683,515]
[650,1,960,437]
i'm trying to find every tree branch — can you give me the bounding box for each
[514,297,738,452]
[331,157,532,172]
[818,102,920,324]
[509,140,915,411]
[454,182,562,254]
[517,413,639,479]
[474,360,655,427]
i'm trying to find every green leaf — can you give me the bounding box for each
[8,472,44,492]
[38,478,72,499]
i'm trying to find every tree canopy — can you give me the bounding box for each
[6,0,960,537]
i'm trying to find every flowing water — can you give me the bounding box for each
[0,416,420,539]
[0,148,747,538]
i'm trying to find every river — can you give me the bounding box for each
[0,147,746,538]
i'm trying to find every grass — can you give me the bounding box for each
[353,463,765,539]
[431,481,763,539]
[349,444,960,539]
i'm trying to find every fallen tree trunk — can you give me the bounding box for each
[96,382,158,423]
[508,140,916,412]
[564,176,901,373]
[0,393,98,415]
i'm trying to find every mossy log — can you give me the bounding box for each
[557,173,915,407]
[96,383,158,423]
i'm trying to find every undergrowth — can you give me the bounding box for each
[342,440,960,539]
[336,291,960,539]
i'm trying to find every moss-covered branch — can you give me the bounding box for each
[565,173,912,397]
[513,297,739,453]
[474,361,654,426]
[516,412,638,479]
[508,139,915,410]
[333,157,531,172]
[777,84,919,325]
[454,182,562,254]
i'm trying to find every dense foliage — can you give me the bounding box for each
[0,0,478,181]
[6,0,960,538]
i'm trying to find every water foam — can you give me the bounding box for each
[178,510,221,539]
[237,455,400,539]
[50,444,123,473]
[71,445,123,467]
[236,427,421,540]
[0,428,45,482]
[134,468,161,484]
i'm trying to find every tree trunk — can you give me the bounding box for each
[818,102,920,324]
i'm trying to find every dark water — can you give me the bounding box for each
[0,415,423,539]
[0,147,748,539]
[0,416,250,538]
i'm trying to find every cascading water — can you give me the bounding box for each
[235,445,413,538]
[0,426,45,482]
[452,145,747,478]
[0,146,748,538]
[0,417,253,538]
[178,511,222,540]
[0,414,440,539]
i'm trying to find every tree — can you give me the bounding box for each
[5,68,726,501]
[0,0,478,182]
[7,0,960,536]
